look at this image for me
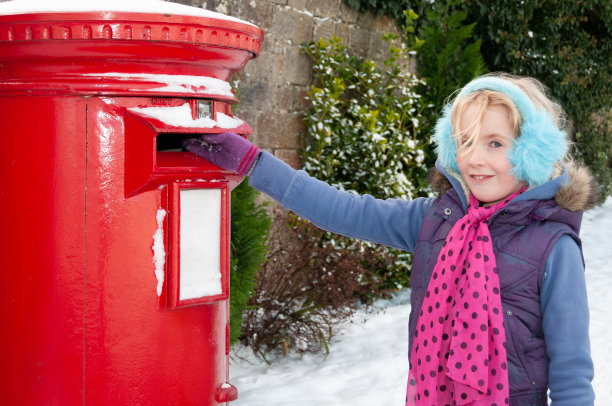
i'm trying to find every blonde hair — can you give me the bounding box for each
[449,73,568,158]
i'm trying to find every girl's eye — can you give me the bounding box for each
[490,141,502,148]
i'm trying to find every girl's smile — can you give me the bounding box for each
[469,174,493,181]
[457,104,527,205]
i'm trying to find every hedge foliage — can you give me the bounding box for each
[466,0,610,121]
[300,32,430,200]
[344,0,612,199]
[411,2,486,164]
[229,178,270,346]
[298,29,431,289]
[466,0,611,198]
[344,0,412,23]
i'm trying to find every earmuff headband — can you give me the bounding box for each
[433,77,568,186]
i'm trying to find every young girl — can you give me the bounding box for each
[185,73,596,405]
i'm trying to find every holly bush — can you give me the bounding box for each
[296,29,431,301]
[300,33,430,200]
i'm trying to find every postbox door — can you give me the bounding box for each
[167,181,230,309]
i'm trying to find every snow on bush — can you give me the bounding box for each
[300,33,430,201]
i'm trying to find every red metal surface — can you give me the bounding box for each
[0,10,263,97]
[1,95,87,406]
[0,5,262,406]
[215,383,239,402]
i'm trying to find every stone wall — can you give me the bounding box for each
[181,0,402,169]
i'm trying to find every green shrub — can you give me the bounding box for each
[574,108,612,199]
[298,32,429,293]
[229,178,270,346]
[344,0,612,199]
[466,0,612,199]
[412,2,486,165]
[300,33,429,200]
[240,210,395,358]
[344,0,412,25]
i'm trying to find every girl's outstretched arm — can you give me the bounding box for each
[249,151,433,252]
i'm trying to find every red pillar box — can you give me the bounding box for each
[0,1,263,405]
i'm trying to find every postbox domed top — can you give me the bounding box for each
[0,0,263,53]
[0,0,264,99]
[0,0,257,27]
[0,0,242,19]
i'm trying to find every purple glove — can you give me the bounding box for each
[183,132,260,176]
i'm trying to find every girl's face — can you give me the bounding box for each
[456,104,526,205]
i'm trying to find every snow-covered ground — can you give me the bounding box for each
[230,198,612,405]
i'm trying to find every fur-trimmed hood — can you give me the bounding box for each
[429,160,598,212]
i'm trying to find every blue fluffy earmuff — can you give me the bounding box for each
[432,77,568,186]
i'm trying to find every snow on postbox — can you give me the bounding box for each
[0,1,262,405]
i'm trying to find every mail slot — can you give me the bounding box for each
[0,1,263,405]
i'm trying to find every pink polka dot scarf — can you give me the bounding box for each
[406,190,524,405]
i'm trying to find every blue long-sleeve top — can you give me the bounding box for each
[248,151,595,405]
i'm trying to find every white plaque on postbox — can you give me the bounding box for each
[179,188,223,300]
